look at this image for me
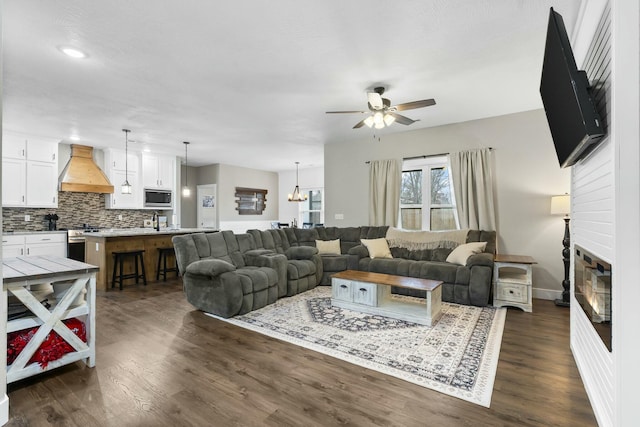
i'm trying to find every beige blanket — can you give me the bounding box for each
[385,227,470,251]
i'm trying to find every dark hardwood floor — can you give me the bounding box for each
[6,280,598,426]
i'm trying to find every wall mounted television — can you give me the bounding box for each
[540,7,605,168]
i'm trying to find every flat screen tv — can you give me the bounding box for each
[540,7,605,168]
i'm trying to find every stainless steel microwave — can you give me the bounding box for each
[144,189,173,208]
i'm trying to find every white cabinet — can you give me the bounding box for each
[2,136,58,207]
[2,235,26,257]
[105,170,140,209]
[2,233,67,258]
[26,161,58,207]
[104,149,142,209]
[2,159,26,206]
[142,154,174,190]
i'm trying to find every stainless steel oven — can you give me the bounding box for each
[67,230,86,262]
[67,226,102,262]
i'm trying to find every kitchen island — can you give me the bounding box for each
[84,228,211,291]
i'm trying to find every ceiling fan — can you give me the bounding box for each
[326,87,436,129]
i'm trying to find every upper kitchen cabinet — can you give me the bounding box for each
[1,134,58,208]
[103,148,142,209]
[142,154,175,190]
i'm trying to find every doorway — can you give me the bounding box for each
[197,184,218,229]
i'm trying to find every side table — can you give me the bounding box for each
[493,254,537,312]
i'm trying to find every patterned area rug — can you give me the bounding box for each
[207,286,506,407]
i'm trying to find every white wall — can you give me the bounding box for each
[278,166,324,225]
[325,109,570,296]
[569,1,640,426]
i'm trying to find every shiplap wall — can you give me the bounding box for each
[570,2,614,426]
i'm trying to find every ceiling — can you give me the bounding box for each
[2,1,582,171]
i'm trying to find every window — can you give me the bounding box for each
[400,157,457,230]
[299,188,324,227]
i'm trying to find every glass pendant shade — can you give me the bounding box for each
[364,116,375,128]
[182,141,191,198]
[121,181,132,194]
[383,113,396,126]
[121,129,131,194]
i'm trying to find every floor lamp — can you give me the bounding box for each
[551,194,571,307]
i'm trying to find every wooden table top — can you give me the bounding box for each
[332,270,442,292]
[494,254,537,264]
[2,255,99,284]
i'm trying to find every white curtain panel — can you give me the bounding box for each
[450,148,496,231]
[369,159,401,226]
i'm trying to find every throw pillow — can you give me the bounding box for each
[446,242,487,265]
[316,239,341,255]
[361,238,393,259]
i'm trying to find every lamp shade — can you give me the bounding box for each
[550,194,570,215]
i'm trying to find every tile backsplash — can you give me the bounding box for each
[2,192,169,231]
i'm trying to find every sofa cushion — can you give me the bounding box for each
[285,246,318,259]
[186,259,236,276]
[235,266,277,294]
[361,238,392,259]
[287,259,316,279]
[446,242,487,266]
[316,239,340,255]
[321,254,350,272]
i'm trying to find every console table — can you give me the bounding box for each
[493,254,537,312]
[2,255,97,383]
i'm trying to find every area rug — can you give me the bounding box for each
[207,286,506,407]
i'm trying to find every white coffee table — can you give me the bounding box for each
[331,270,443,326]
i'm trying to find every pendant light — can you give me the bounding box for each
[121,129,132,194]
[287,162,308,202]
[182,141,191,197]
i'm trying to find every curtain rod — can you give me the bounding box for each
[364,147,493,164]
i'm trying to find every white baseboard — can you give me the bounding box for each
[533,287,562,301]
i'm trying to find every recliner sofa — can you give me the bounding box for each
[173,226,496,318]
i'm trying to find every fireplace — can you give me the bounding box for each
[574,245,612,351]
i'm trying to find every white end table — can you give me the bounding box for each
[493,254,537,312]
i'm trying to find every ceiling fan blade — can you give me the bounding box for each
[393,99,436,111]
[367,92,384,110]
[353,119,367,129]
[326,110,368,114]
[389,112,416,125]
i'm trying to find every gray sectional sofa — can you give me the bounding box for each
[173,226,496,318]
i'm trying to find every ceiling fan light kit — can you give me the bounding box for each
[327,86,435,130]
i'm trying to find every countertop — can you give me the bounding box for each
[82,228,213,238]
[2,230,68,236]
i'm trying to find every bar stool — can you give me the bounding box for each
[112,250,147,290]
[156,247,179,281]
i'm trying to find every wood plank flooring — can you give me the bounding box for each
[6,279,598,426]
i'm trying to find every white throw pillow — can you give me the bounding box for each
[361,238,393,259]
[316,239,341,255]
[446,242,487,265]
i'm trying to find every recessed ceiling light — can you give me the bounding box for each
[69,135,80,141]
[58,46,88,59]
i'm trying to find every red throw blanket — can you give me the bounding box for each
[7,318,87,368]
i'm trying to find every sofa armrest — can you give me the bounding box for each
[348,244,369,259]
[244,252,289,298]
[186,259,236,277]
[285,246,318,260]
[466,252,494,268]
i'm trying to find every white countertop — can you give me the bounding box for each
[82,228,213,238]
[2,230,68,236]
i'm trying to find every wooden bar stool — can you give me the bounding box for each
[111,250,147,290]
[156,247,179,281]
